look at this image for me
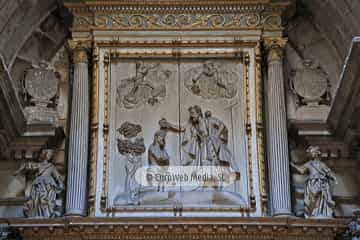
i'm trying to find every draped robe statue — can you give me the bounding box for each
[15,149,64,218]
[291,146,337,218]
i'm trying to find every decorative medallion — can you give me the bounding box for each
[290,59,331,107]
[24,63,58,107]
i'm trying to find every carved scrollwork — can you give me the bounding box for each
[74,13,282,30]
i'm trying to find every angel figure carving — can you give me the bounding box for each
[116,61,171,109]
[184,60,238,99]
[291,146,337,218]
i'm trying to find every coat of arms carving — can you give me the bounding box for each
[290,59,331,107]
[24,63,59,108]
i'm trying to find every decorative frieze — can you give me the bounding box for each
[72,13,282,30]
[65,0,291,31]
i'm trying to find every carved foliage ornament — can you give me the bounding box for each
[73,13,282,30]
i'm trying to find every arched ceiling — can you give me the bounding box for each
[0,0,359,154]
[0,0,70,155]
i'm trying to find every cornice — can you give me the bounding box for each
[6,217,348,240]
[64,0,292,31]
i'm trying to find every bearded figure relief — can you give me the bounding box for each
[182,105,240,178]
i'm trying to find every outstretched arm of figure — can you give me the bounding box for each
[290,162,308,175]
[14,162,34,175]
[216,122,225,139]
[329,171,338,184]
[192,71,204,84]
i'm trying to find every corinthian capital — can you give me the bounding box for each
[68,40,92,63]
[264,38,288,62]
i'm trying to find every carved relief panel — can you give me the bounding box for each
[93,46,264,217]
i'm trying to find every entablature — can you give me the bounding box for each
[65,0,293,33]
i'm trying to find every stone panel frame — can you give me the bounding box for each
[86,40,266,217]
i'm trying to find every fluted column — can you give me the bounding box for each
[264,38,292,216]
[65,41,90,216]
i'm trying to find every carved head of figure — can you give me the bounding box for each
[204,110,212,118]
[188,105,203,124]
[306,146,322,161]
[153,130,167,149]
[39,149,55,163]
[203,60,215,73]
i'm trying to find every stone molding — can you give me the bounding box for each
[65,0,292,31]
[5,217,348,240]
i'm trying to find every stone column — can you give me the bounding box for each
[65,41,90,216]
[264,38,292,216]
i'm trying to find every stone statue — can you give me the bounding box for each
[181,105,240,177]
[290,146,337,218]
[344,209,360,240]
[15,149,64,218]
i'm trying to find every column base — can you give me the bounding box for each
[65,208,86,217]
[272,209,293,217]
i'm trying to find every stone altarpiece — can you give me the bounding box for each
[77,5,273,218]
[6,1,347,240]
